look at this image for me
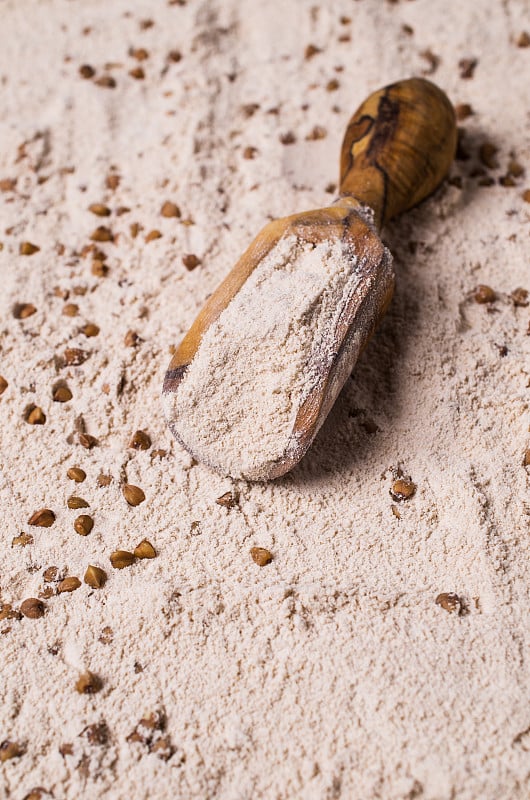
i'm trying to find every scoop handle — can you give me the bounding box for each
[339,77,457,229]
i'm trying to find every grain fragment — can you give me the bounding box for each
[97,473,112,487]
[168,49,182,62]
[26,406,46,425]
[57,577,81,594]
[0,603,22,621]
[305,126,327,141]
[250,547,273,566]
[95,75,116,89]
[62,303,79,317]
[78,432,98,449]
[63,347,89,366]
[474,284,496,304]
[161,201,181,218]
[43,566,58,582]
[305,44,321,59]
[145,229,162,242]
[420,49,440,75]
[479,142,499,170]
[79,64,95,79]
[74,515,94,536]
[454,103,473,121]
[134,539,156,559]
[517,31,530,47]
[106,173,120,190]
[90,225,113,242]
[110,550,135,569]
[326,78,340,91]
[19,242,40,256]
[81,721,109,745]
[243,146,257,159]
[14,302,37,319]
[20,598,45,619]
[99,626,113,644]
[131,47,149,61]
[459,57,477,79]
[511,287,529,307]
[53,385,72,402]
[67,496,89,509]
[0,375,8,395]
[84,565,107,588]
[129,67,145,80]
[123,484,146,506]
[390,479,416,501]
[129,430,151,450]
[12,533,33,547]
[0,740,24,762]
[28,508,55,527]
[523,450,530,467]
[124,329,141,347]
[216,491,239,508]
[435,592,461,613]
[279,131,296,145]
[88,203,111,217]
[75,671,102,694]
[82,323,100,337]
[91,259,109,277]
[182,253,201,270]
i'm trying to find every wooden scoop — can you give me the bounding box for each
[163,77,456,480]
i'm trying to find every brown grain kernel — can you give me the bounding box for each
[129,67,145,79]
[99,626,113,644]
[106,173,120,190]
[67,496,89,509]
[82,323,100,337]
[43,566,58,582]
[124,329,141,347]
[250,547,273,566]
[134,539,156,559]
[20,598,45,619]
[63,347,89,366]
[455,103,473,121]
[479,142,499,169]
[90,225,113,242]
[216,491,239,508]
[28,509,55,527]
[168,49,182,62]
[53,386,73,402]
[26,406,46,425]
[305,43,321,59]
[84,565,107,588]
[507,160,524,178]
[57,577,81,594]
[79,64,95,79]
[12,533,33,547]
[22,790,53,800]
[474,284,496,304]
[435,592,461,613]
[88,203,111,217]
[74,515,94,536]
[130,222,140,238]
[390,479,416,501]
[0,740,24,762]
[459,57,477,79]
[279,131,296,145]
[123,484,145,506]
[523,450,530,467]
[0,603,22,621]
[145,229,162,242]
[97,473,112,487]
[243,146,257,159]
[78,433,97,449]
[14,302,37,319]
[62,303,79,317]
[131,47,149,61]
[20,242,40,256]
[116,206,130,215]
[110,550,135,569]
[91,259,109,277]
[326,78,340,91]
[517,31,530,47]
[182,253,200,270]
[129,430,151,450]
[160,201,181,218]
[75,671,102,694]
[511,287,529,307]
[305,125,327,141]
[95,75,116,89]
[0,375,8,395]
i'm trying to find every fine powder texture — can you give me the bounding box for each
[1,1,530,800]
[168,234,363,479]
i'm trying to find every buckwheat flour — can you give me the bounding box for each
[166,234,369,479]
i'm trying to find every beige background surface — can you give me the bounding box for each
[1,1,529,798]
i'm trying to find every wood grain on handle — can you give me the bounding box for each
[339,77,457,229]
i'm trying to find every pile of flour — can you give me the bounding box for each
[168,234,362,479]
